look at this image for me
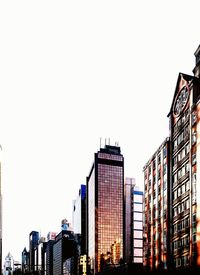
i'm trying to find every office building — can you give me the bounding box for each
[124,178,143,266]
[46,233,56,275]
[72,184,86,254]
[86,144,124,274]
[143,138,170,270]
[29,231,40,273]
[37,236,46,274]
[53,220,77,275]
[21,247,29,274]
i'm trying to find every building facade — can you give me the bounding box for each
[29,231,40,273]
[143,45,200,271]
[72,184,86,254]
[124,178,143,265]
[86,144,124,274]
[168,71,200,269]
[53,226,76,275]
[143,138,170,270]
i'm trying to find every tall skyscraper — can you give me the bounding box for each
[143,138,170,271]
[124,178,143,266]
[86,144,124,274]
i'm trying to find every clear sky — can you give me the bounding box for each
[0,0,200,264]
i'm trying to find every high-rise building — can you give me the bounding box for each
[143,138,170,271]
[21,247,29,274]
[124,178,143,266]
[168,53,200,270]
[53,228,76,275]
[46,240,55,275]
[29,231,40,273]
[72,184,86,254]
[143,45,200,272]
[86,144,124,274]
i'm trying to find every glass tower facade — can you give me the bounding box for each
[87,145,124,274]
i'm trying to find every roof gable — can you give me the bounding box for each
[168,73,194,117]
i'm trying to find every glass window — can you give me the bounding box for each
[134,195,143,203]
[134,212,143,221]
[134,230,143,239]
[134,249,143,257]
[134,258,143,263]
[134,222,143,230]
[134,203,142,212]
[134,239,143,247]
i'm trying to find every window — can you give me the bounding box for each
[192,111,197,125]
[192,173,197,184]
[173,190,177,200]
[153,159,156,169]
[173,207,177,217]
[134,203,143,212]
[134,212,143,221]
[173,223,177,233]
[158,170,161,179]
[192,131,197,144]
[134,230,143,239]
[181,184,185,194]
[163,179,167,190]
[178,187,181,197]
[185,143,190,154]
[192,153,196,165]
[174,139,177,149]
[163,146,167,158]
[185,162,189,173]
[173,173,177,184]
[186,181,190,191]
[134,222,143,230]
[134,240,143,247]
[163,163,167,175]
[176,258,181,267]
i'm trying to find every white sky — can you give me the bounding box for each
[0,0,200,264]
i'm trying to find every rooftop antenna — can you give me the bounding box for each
[108,138,110,145]
[100,137,102,148]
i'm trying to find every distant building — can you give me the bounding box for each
[38,237,47,274]
[29,231,40,273]
[87,144,124,274]
[72,184,86,254]
[46,239,55,275]
[53,229,76,275]
[21,247,29,273]
[124,178,143,265]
